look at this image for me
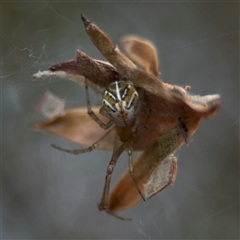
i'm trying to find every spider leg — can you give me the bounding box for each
[51,143,97,154]
[127,144,145,201]
[51,127,113,155]
[98,136,130,220]
[85,79,113,129]
[128,107,146,201]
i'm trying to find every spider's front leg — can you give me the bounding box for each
[52,79,114,154]
[127,144,146,202]
[98,136,132,221]
[85,79,113,129]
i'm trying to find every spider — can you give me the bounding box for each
[33,15,220,220]
[51,78,149,220]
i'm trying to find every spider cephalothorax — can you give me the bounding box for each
[102,81,139,127]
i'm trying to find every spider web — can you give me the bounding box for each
[1,1,239,239]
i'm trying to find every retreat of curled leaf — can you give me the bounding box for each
[32,15,220,219]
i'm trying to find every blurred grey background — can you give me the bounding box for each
[2,1,239,239]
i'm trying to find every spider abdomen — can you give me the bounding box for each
[102,81,139,127]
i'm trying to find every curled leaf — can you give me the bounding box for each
[32,16,220,217]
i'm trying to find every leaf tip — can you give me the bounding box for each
[81,14,91,27]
